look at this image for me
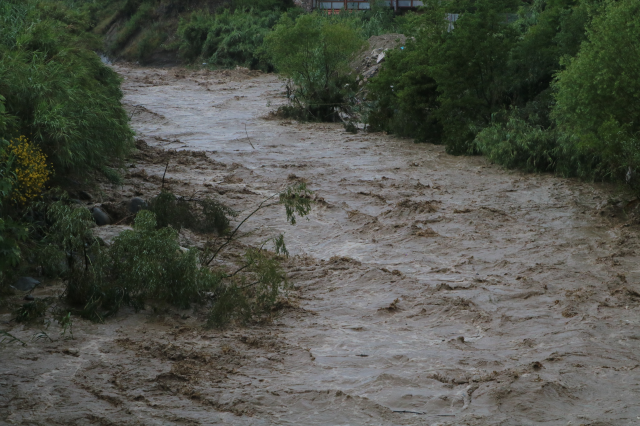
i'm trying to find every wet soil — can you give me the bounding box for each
[2,65,640,425]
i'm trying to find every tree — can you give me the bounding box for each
[366,11,442,141]
[427,0,520,154]
[552,0,640,184]
[265,12,365,121]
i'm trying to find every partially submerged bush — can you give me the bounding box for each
[40,202,220,320]
[13,299,48,323]
[207,247,287,327]
[147,190,237,234]
[109,211,223,310]
[265,13,366,121]
[36,183,312,326]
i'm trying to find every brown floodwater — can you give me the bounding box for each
[2,65,639,426]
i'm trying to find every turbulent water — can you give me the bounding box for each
[2,65,639,426]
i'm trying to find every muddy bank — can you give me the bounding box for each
[2,64,640,425]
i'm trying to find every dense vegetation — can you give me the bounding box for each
[0,0,134,176]
[1,0,134,295]
[177,7,289,71]
[265,13,366,121]
[80,0,298,65]
[263,2,396,122]
[367,0,640,192]
[0,0,311,329]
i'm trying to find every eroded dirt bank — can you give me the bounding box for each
[2,65,640,425]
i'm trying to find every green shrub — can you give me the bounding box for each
[38,184,312,325]
[366,38,441,141]
[130,22,169,63]
[0,95,24,287]
[178,8,286,70]
[0,0,134,176]
[109,210,223,310]
[426,0,520,154]
[366,0,520,150]
[207,247,286,327]
[474,112,561,172]
[279,181,313,225]
[148,190,193,230]
[366,0,591,157]
[147,190,236,234]
[316,1,397,39]
[43,205,223,320]
[265,12,366,121]
[552,0,640,186]
[110,1,154,50]
[0,137,26,275]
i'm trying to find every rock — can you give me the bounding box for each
[351,34,406,79]
[127,197,147,214]
[24,294,35,301]
[12,277,40,292]
[363,65,379,79]
[91,207,111,226]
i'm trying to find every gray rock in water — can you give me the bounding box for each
[128,197,147,214]
[92,207,111,226]
[12,277,40,292]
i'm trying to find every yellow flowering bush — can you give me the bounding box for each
[3,136,52,204]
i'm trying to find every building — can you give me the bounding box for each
[310,1,424,12]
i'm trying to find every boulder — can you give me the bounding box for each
[12,277,40,292]
[127,197,147,214]
[92,207,111,226]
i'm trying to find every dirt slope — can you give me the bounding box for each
[2,65,640,425]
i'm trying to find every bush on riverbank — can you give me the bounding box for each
[0,0,134,177]
[87,0,298,66]
[178,8,289,70]
[366,0,640,192]
[265,12,366,121]
[0,0,134,291]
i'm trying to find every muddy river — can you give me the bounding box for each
[2,65,640,425]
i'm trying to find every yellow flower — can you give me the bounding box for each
[2,136,52,204]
